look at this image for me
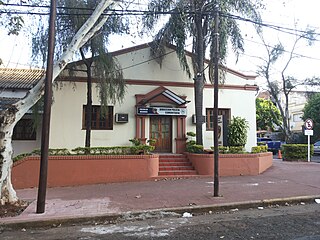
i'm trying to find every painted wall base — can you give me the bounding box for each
[12,152,273,189]
[12,155,159,189]
[186,152,273,176]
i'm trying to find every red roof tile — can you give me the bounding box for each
[0,68,45,89]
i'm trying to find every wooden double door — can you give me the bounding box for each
[150,116,172,152]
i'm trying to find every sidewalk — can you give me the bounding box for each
[1,159,320,228]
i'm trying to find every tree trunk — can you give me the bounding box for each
[85,68,93,148]
[193,6,205,146]
[0,112,18,205]
[80,48,94,149]
[0,0,116,204]
[284,92,291,142]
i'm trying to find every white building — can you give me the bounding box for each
[0,43,258,155]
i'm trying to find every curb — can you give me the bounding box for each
[1,195,320,230]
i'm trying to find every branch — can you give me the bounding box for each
[281,36,301,78]
[79,15,110,47]
[12,0,117,119]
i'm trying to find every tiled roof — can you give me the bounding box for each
[0,68,45,89]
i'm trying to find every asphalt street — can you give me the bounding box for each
[1,203,320,240]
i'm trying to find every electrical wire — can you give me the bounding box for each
[2,2,320,74]
[1,6,320,44]
[242,38,320,61]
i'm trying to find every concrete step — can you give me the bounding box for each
[158,170,198,176]
[159,162,192,167]
[159,166,195,171]
[159,159,190,163]
[158,154,198,177]
[159,156,189,162]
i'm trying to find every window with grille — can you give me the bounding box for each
[13,119,36,140]
[83,105,113,130]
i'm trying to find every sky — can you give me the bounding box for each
[1,0,320,90]
[227,0,320,86]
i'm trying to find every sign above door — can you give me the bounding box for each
[137,107,187,116]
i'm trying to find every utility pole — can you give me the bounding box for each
[36,0,56,214]
[213,5,220,197]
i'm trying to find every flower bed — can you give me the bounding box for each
[186,152,273,176]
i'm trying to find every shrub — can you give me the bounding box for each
[186,140,196,147]
[251,145,268,153]
[282,144,313,161]
[186,144,204,153]
[31,148,71,155]
[214,146,244,154]
[228,146,245,154]
[72,146,134,155]
[129,138,141,146]
[218,146,229,154]
[147,138,157,146]
[12,148,71,162]
[186,132,196,137]
[12,152,32,162]
[72,145,155,155]
[227,116,249,147]
[131,145,155,155]
[185,132,204,153]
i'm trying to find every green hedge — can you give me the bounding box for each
[251,145,268,153]
[12,145,155,162]
[186,144,204,153]
[210,146,245,154]
[13,148,71,162]
[72,146,134,155]
[72,146,155,155]
[31,148,71,156]
[282,144,313,161]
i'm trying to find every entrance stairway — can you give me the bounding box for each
[158,154,198,177]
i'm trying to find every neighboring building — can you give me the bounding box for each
[0,68,44,155]
[257,88,320,133]
[287,91,306,132]
[0,43,258,156]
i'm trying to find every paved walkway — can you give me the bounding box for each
[1,159,320,227]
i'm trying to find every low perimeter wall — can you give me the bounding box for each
[12,155,159,189]
[186,152,273,176]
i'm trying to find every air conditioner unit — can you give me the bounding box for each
[192,114,196,124]
[115,113,129,123]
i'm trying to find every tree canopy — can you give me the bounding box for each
[303,93,320,141]
[31,0,130,105]
[143,0,262,145]
[256,98,282,131]
[0,1,25,36]
[31,0,130,147]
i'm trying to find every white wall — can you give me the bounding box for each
[45,45,257,152]
[49,82,257,152]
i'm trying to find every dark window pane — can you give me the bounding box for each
[13,119,37,140]
[83,105,113,130]
[206,108,230,131]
